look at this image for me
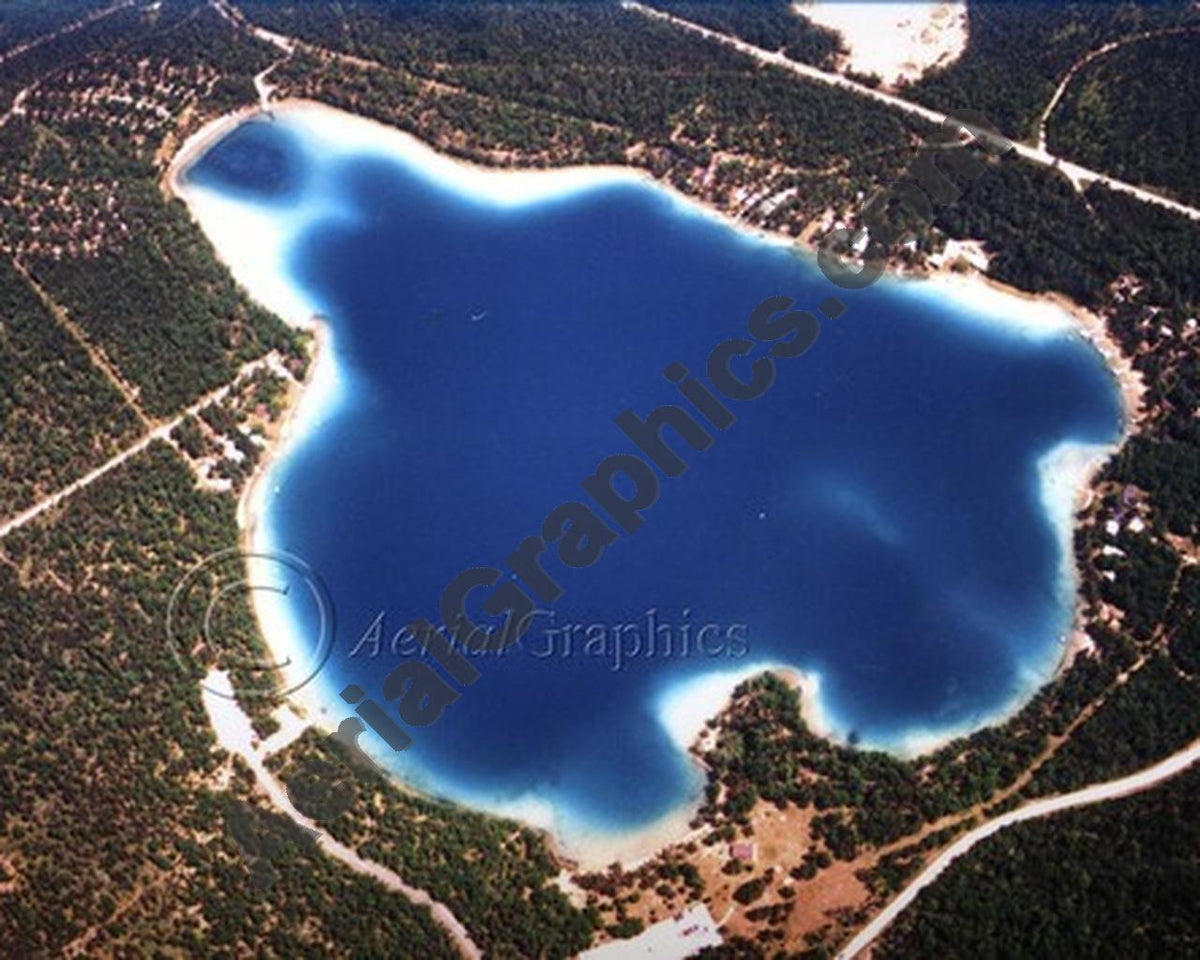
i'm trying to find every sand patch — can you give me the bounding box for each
[794,2,968,86]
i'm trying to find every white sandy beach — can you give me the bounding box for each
[794,1,968,87]
[864,436,1121,759]
[906,269,1078,338]
[169,105,814,867]
[1039,440,1122,557]
[657,662,831,752]
[172,121,353,732]
[910,269,1147,448]
[279,99,650,206]
[568,664,826,868]
[396,663,831,869]
[179,97,798,249]
[169,95,1144,858]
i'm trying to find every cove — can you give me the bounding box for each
[179,106,1124,849]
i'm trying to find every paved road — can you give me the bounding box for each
[623,1,1200,223]
[9,7,1195,956]
[836,734,1200,958]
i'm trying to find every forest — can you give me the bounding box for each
[653,0,844,67]
[242,0,934,241]
[0,3,596,954]
[0,1,304,416]
[0,1,149,110]
[1047,31,1200,208]
[270,733,597,958]
[0,258,141,512]
[877,762,1200,958]
[903,0,1200,142]
[2,0,1200,955]
[0,442,461,954]
[0,0,113,48]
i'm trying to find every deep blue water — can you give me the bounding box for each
[188,117,1122,835]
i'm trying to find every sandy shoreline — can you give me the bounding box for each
[236,321,346,733]
[914,268,1147,695]
[551,664,828,867]
[169,105,349,734]
[875,267,1145,757]
[170,96,798,252]
[165,103,261,196]
[918,270,1146,422]
[166,95,1146,865]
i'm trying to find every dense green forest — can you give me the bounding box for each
[1047,30,1200,207]
[0,0,114,54]
[0,258,141,511]
[2,0,1200,954]
[241,0,933,239]
[270,733,597,958]
[254,0,1200,867]
[878,762,1200,958]
[904,0,1200,142]
[0,1,149,110]
[932,156,1200,310]
[0,0,304,416]
[0,2,597,954]
[654,0,845,67]
[574,0,1200,151]
[1026,559,1200,797]
[685,654,1179,870]
[0,443,456,954]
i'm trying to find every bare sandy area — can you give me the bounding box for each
[794,1,968,86]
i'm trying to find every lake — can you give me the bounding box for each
[181,106,1123,849]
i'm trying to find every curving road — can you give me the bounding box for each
[622,1,1200,223]
[8,7,1194,957]
[1036,25,1200,153]
[201,671,483,960]
[612,20,1200,956]
[836,734,1200,958]
[0,1,137,127]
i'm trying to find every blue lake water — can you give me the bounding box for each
[186,115,1123,838]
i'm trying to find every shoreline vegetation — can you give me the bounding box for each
[5,0,1194,953]
[166,96,1147,868]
